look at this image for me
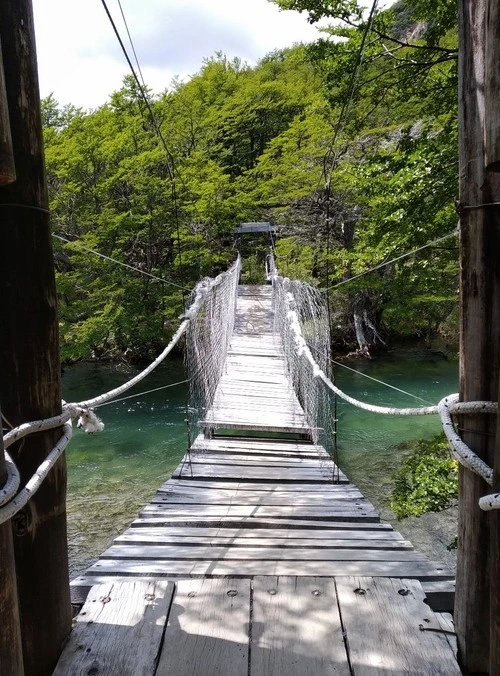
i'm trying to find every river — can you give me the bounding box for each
[62,348,458,577]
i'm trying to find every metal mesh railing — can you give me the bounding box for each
[184,257,241,442]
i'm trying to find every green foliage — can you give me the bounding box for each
[390,434,458,519]
[44,0,461,360]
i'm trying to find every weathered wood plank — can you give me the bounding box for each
[101,545,427,563]
[86,559,453,580]
[156,578,250,676]
[190,436,326,454]
[172,465,339,482]
[336,577,461,675]
[131,516,390,530]
[154,489,365,506]
[435,612,458,656]
[162,479,353,493]
[120,525,401,540]
[140,504,379,522]
[251,576,350,675]
[421,579,456,613]
[201,421,311,434]
[54,581,174,676]
[116,533,412,550]
[176,453,334,468]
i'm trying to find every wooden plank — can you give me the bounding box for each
[131,517,389,530]
[101,545,427,562]
[53,581,174,676]
[139,504,379,522]
[187,448,333,461]
[421,579,455,613]
[435,612,458,656]
[178,453,333,467]
[190,436,321,450]
[251,576,350,675]
[154,489,365,505]
[156,578,250,676]
[120,525,402,540]
[336,577,461,675]
[86,559,454,580]
[162,479,353,493]
[200,421,310,434]
[151,494,371,508]
[116,533,413,550]
[172,465,337,482]
[157,485,356,499]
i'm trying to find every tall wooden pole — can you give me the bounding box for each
[0,2,72,675]
[457,0,500,672]
[0,413,25,676]
[485,3,500,673]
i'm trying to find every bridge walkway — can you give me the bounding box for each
[59,285,461,675]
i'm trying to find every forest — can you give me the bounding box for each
[43,0,459,363]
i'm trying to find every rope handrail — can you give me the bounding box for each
[271,266,499,512]
[0,258,241,525]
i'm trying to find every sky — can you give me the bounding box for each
[32,0,327,110]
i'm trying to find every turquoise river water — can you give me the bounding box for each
[62,349,458,577]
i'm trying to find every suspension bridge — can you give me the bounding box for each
[6,254,469,675]
[3,255,498,673]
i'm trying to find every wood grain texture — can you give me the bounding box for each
[101,544,426,562]
[156,578,250,676]
[336,577,461,675]
[0,430,24,675]
[54,581,174,676]
[87,558,452,579]
[252,576,350,675]
[457,1,500,670]
[0,3,71,674]
[0,36,15,185]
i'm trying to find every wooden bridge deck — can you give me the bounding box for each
[60,285,460,675]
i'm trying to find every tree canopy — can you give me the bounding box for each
[45,0,459,361]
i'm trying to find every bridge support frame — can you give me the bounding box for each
[457,1,500,672]
[0,2,72,674]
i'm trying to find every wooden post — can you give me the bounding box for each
[0,2,72,675]
[0,36,16,185]
[0,413,25,676]
[457,0,500,672]
[486,3,500,673]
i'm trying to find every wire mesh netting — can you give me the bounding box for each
[184,257,241,443]
[272,263,339,479]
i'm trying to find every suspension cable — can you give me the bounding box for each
[321,230,457,293]
[53,234,190,291]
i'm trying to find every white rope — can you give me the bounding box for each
[0,260,238,522]
[438,394,493,484]
[0,421,73,525]
[0,452,20,506]
[479,492,500,511]
[272,268,500,510]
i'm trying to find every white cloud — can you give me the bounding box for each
[32,0,322,109]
